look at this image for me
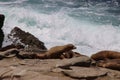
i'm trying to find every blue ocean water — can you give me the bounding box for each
[0,0,120,56]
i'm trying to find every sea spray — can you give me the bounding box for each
[0,0,120,56]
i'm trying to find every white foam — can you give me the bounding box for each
[1,4,120,56]
[0,0,28,5]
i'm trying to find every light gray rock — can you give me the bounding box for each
[62,67,107,79]
[56,56,91,68]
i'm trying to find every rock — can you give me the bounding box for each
[62,67,107,79]
[0,44,24,51]
[91,50,120,61]
[17,50,46,59]
[0,67,58,80]
[96,68,120,80]
[0,56,120,80]
[0,59,76,80]
[56,56,91,69]
[0,14,5,48]
[0,48,19,59]
[8,27,47,50]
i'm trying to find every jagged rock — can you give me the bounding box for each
[56,56,91,68]
[0,14,5,48]
[8,27,47,50]
[62,67,107,79]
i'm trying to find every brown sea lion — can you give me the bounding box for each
[35,44,76,59]
[91,50,120,61]
[17,44,76,59]
[45,44,76,59]
[97,59,120,71]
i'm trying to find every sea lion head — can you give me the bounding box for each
[65,44,76,50]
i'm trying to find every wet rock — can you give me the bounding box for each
[8,27,47,50]
[0,14,5,48]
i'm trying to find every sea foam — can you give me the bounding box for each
[0,0,120,56]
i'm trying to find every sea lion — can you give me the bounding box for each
[45,44,76,59]
[97,59,120,71]
[91,50,120,61]
[17,44,76,59]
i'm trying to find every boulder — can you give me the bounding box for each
[8,27,47,50]
[0,14,5,48]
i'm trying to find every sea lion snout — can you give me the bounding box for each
[73,46,76,49]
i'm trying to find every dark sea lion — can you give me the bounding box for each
[91,50,120,61]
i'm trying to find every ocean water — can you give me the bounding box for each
[0,0,120,56]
